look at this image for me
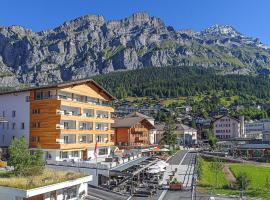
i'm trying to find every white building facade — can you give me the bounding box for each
[0,92,30,147]
[213,116,244,139]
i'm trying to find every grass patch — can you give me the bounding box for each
[161,97,187,107]
[198,158,270,198]
[229,164,270,198]
[0,169,86,190]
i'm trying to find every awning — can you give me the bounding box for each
[110,157,149,172]
[60,148,85,152]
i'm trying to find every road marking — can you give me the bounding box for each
[86,195,103,200]
[158,151,189,200]
[126,195,133,200]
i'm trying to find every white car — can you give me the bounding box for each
[209,197,215,200]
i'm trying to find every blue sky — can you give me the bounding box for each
[0,0,269,45]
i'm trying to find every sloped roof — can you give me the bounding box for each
[176,123,197,131]
[126,112,153,119]
[155,123,165,131]
[213,115,240,123]
[238,144,270,149]
[0,78,115,100]
[112,117,155,129]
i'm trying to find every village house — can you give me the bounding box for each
[0,79,115,161]
[175,123,197,145]
[112,112,155,149]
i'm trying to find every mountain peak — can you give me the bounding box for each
[200,24,241,37]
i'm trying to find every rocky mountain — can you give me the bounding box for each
[0,12,270,87]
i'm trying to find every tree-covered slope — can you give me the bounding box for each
[93,66,270,100]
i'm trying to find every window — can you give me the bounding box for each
[32,109,40,114]
[25,96,30,102]
[2,111,5,117]
[2,135,4,143]
[60,151,68,159]
[98,148,108,156]
[12,136,16,140]
[35,91,43,100]
[80,135,87,143]
[31,136,39,142]
[71,151,79,157]
[12,110,16,117]
[32,122,40,128]
[63,136,69,144]
[12,123,16,130]
[21,123,25,130]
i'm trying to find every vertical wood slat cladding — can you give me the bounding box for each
[60,84,108,100]
[29,83,115,150]
[29,91,61,149]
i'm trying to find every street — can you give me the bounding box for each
[86,151,237,200]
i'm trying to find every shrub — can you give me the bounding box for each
[236,172,250,190]
[8,138,44,176]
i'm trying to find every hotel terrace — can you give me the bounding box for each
[0,79,115,161]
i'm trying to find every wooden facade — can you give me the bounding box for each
[29,82,114,152]
[114,119,154,148]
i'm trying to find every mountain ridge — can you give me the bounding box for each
[0,12,270,87]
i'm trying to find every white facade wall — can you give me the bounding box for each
[213,116,240,139]
[0,92,30,147]
[44,146,111,161]
[0,176,91,200]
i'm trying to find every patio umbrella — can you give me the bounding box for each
[160,148,170,152]
[149,165,160,169]
[156,161,169,167]
[148,169,160,174]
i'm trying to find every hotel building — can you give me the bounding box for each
[0,79,115,161]
[213,115,245,139]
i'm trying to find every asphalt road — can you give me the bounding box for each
[167,150,189,165]
[87,187,127,200]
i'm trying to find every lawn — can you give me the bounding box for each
[0,169,86,190]
[197,158,237,196]
[229,164,270,198]
[198,158,270,199]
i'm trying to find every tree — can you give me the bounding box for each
[8,138,44,176]
[208,129,217,149]
[160,117,177,148]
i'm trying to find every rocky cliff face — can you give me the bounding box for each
[0,12,270,87]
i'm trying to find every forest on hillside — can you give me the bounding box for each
[93,66,270,100]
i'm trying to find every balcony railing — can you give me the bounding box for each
[56,124,64,129]
[56,138,64,144]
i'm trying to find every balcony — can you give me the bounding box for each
[56,138,64,144]
[79,122,93,130]
[96,111,109,119]
[56,124,64,129]
[57,110,65,115]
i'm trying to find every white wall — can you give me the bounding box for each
[149,129,157,144]
[213,116,240,139]
[0,92,30,147]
